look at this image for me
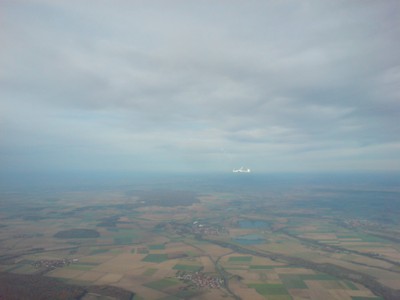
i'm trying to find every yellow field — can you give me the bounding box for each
[190,243,232,259]
[47,268,85,279]
[379,279,400,289]
[96,272,124,284]
[198,255,216,273]
[75,270,105,282]
[116,277,167,299]
[305,280,377,300]
[230,281,265,300]
[275,268,315,275]
[302,233,337,240]
[92,253,152,274]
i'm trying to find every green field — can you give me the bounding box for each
[174,290,198,298]
[345,280,359,290]
[65,263,94,271]
[228,256,252,263]
[279,275,308,289]
[142,254,169,263]
[173,264,202,271]
[90,248,109,255]
[337,235,359,239]
[144,278,180,290]
[9,264,37,274]
[249,283,289,296]
[112,229,141,245]
[113,237,133,245]
[250,265,290,270]
[149,244,166,250]
[143,268,157,276]
[299,274,337,280]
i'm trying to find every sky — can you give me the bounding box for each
[1,0,400,174]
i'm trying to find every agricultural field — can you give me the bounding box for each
[0,178,400,299]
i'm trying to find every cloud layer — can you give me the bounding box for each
[1,0,400,172]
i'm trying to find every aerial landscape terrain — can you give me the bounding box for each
[1,1,399,299]
[1,173,399,299]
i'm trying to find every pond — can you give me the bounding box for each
[233,234,265,245]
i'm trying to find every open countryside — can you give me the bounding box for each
[1,174,399,299]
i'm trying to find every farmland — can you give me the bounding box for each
[0,175,400,299]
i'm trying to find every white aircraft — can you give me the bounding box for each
[232,167,251,173]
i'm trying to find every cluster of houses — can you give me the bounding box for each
[191,221,222,236]
[176,271,223,289]
[32,258,78,271]
[342,218,378,228]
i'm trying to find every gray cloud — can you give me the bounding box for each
[1,0,400,172]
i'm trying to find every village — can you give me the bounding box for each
[176,271,224,289]
[342,218,381,229]
[32,258,78,271]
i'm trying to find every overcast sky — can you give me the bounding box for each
[1,0,399,173]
